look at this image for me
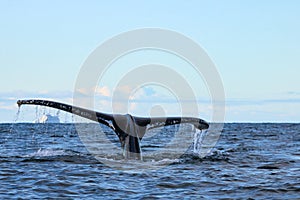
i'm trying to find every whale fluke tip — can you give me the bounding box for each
[17,100,22,107]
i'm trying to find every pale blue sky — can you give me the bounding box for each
[1,0,300,122]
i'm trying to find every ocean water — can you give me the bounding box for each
[0,123,299,199]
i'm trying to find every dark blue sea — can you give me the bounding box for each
[0,123,299,199]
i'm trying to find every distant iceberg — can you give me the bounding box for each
[34,114,60,123]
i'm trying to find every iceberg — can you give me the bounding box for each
[34,114,60,123]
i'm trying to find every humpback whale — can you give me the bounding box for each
[17,99,209,160]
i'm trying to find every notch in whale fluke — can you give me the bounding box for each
[17,99,209,160]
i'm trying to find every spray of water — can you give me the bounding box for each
[193,129,207,156]
[9,106,21,133]
[13,106,21,122]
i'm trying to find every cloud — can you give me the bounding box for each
[95,86,111,97]
[0,102,17,110]
[0,90,73,100]
[226,97,300,106]
[0,90,73,110]
[286,91,300,96]
[2,88,300,122]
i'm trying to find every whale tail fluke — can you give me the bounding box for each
[17,99,209,160]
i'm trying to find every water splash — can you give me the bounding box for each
[13,106,21,122]
[9,106,21,133]
[25,148,67,157]
[35,105,39,120]
[193,129,207,156]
